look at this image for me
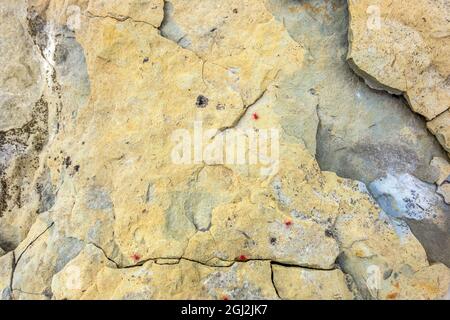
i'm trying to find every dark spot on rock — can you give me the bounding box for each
[233,8,238,14]
[0,180,10,219]
[63,156,72,168]
[36,175,55,214]
[143,57,149,63]
[309,88,317,95]
[383,268,393,280]
[216,103,225,110]
[132,253,141,262]
[27,11,48,52]
[196,95,209,108]
[325,229,333,238]
[74,165,80,173]
[270,237,277,245]
[54,44,69,65]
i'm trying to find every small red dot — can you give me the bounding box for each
[222,295,229,301]
[132,253,141,262]
[284,219,293,227]
[238,255,248,261]
[252,113,259,120]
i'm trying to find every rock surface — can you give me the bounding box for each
[52,244,279,300]
[431,157,450,186]
[369,173,450,266]
[272,265,354,300]
[0,0,449,300]
[266,0,446,185]
[266,0,450,273]
[347,0,450,152]
[0,0,47,251]
[438,184,450,204]
[428,111,450,155]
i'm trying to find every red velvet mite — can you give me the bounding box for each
[238,255,248,261]
[284,219,293,227]
[132,253,141,262]
[252,112,259,120]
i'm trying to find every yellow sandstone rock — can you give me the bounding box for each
[431,157,450,185]
[347,0,450,151]
[0,0,448,300]
[428,111,450,154]
[272,265,354,300]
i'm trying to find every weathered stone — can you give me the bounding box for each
[0,0,43,131]
[1,0,449,301]
[347,0,450,152]
[266,0,446,186]
[428,111,450,154]
[0,252,13,300]
[0,0,49,251]
[431,157,450,185]
[272,265,354,300]
[266,0,449,273]
[52,244,278,300]
[369,173,450,266]
[438,184,450,204]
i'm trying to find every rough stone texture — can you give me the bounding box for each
[0,0,449,300]
[347,0,450,152]
[431,157,450,186]
[0,0,48,251]
[272,265,354,300]
[0,252,13,300]
[52,244,279,300]
[428,111,450,155]
[369,173,450,266]
[266,0,450,274]
[266,0,446,185]
[438,184,450,204]
[0,0,43,132]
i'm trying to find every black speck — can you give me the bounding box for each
[270,237,277,245]
[74,165,80,172]
[143,57,149,63]
[233,8,238,14]
[63,156,72,168]
[325,229,333,238]
[196,95,209,108]
[383,269,393,280]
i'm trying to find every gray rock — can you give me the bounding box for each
[159,0,192,48]
[370,173,450,266]
[266,0,446,185]
[85,187,113,210]
[266,0,449,267]
[54,237,84,273]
